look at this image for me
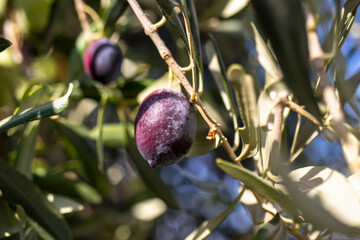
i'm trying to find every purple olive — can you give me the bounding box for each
[83,38,123,84]
[135,88,197,167]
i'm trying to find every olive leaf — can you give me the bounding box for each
[216,159,298,218]
[185,190,243,240]
[289,119,320,162]
[14,121,39,179]
[54,120,111,197]
[250,22,280,86]
[0,199,24,238]
[33,172,102,204]
[205,35,240,149]
[227,64,259,161]
[278,166,360,235]
[127,137,179,209]
[0,83,73,132]
[251,0,322,121]
[0,160,72,240]
[0,37,12,52]
[154,0,203,90]
[251,213,288,240]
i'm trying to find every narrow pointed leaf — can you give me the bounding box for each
[14,122,39,179]
[216,159,298,218]
[279,166,360,235]
[0,83,73,132]
[250,22,280,85]
[33,172,102,204]
[251,213,287,240]
[127,137,179,209]
[154,0,188,50]
[185,191,243,240]
[227,64,259,161]
[0,160,72,240]
[0,37,11,52]
[251,0,322,121]
[53,120,110,196]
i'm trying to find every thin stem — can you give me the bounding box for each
[290,113,302,156]
[126,0,241,166]
[74,0,92,40]
[96,90,108,171]
[284,99,321,126]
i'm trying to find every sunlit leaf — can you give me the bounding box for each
[47,194,84,214]
[251,213,287,240]
[0,160,72,240]
[250,22,280,86]
[251,0,322,121]
[0,199,23,238]
[33,172,102,204]
[279,166,360,235]
[0,37,12,52]
[221,0,249,18]
[0,83,73,132]
[185,190,243,240]
[216,159,298,218]
[227,64,259,161]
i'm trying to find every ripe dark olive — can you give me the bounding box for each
[83,38,123,84]
[135,88,197,168]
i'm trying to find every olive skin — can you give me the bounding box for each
[135,88,197,167]
[83,38,123,84]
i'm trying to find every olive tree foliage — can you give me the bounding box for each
[0,0,359,239]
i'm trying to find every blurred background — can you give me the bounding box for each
[0,0,359,239]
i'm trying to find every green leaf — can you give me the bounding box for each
[46,194,84,214]
[53,120,111,197]
[127,137,179,209]
[0,83,73,132]
[279,166,360,235]
[91,123,129,147]
[337,69,360,105]
[183,0,204,91]
[186,133,215,158]
[289,119,320,162]
[251,213,288,240]
[0,160,72,240]
[227,64,259,161]
[250,22,280,86]
[185,190,243,240]
[0,37,12,52]
[251,0,322,121]
[205,35,240,148]
[14,122,39,179]
[33,172,102,204]
[0,199,23,238]
[221,0,249,18]
[154,0,188,50]
[216,159,298,218]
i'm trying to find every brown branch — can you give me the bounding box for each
[126,0,242,166]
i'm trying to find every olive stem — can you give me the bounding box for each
[74,0,92,41]
[126,0,242,166]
